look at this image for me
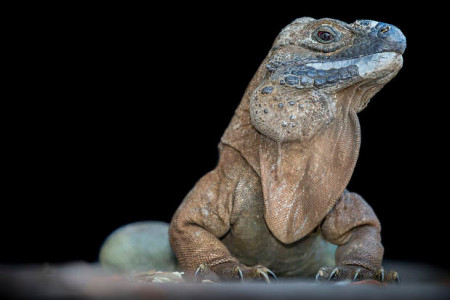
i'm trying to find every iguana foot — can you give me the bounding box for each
[315,266,400,284]
[194,262,277,283]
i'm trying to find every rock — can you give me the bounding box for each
[99,221,177,272]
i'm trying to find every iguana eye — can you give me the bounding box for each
[318,31,332,41]
[313,26,337,44]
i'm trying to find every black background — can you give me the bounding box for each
[3,3,449,272]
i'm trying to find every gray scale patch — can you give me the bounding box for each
[306,71,316,77]
[314,78,327,86]
[347,65,359,76]
[261,86,273,94]
[339,68,351,79]
[285,76,300,86]
[291,69,305,76]
[300,76,314,86]
[326,74,340,83]
[317,70,327,77]
[266,63,277,72]
[271,63,360,89]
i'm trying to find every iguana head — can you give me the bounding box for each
[250,17,405,143]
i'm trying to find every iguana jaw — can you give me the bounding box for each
[265,50,403,93]
[329,52,403,113]
[307,52,403,79]
[305,51,403,93]
[248,52,403,143]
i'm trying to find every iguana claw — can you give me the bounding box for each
[194,263,209,279]
[352,268,361,282]
[386,270,400,284]
[194,263,220,283]
[253,265,277,283]
[194,262,277,283]
[328,267,340,281]
[315,266,400,284]
[267,270,278,281]
[375,267,385,282]
[232,265,244,282]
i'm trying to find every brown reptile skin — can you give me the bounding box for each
[169,17,404,281]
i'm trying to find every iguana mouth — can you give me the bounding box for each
[305,52,401,77]
[267,52,402,89]
[271,63,359,89]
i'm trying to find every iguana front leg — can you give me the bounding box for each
[316,190,399,283]
[169,146,276,282]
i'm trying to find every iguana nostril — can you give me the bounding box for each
[380,26,389,33]
[374,22,406,53]
[377,24,391,38]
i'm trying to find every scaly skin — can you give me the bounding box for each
[169,17,405,283]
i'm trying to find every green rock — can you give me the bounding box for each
[99,221,177,272]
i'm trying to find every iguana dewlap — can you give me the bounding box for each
[169,17,405,282]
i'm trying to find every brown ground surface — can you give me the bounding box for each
[1,261,449,299]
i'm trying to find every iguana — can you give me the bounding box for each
[101,17,406,283]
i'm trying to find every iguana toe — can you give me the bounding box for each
[385,270,400,284]
[315,266,399,284]
[374,267,400,283]
[249,265,277,283]
[193,263,220,283]
[194,262,277,283]
[232,265,244,282]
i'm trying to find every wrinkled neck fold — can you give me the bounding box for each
[221,60,362,244]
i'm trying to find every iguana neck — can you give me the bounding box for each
[258,94,360,243]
